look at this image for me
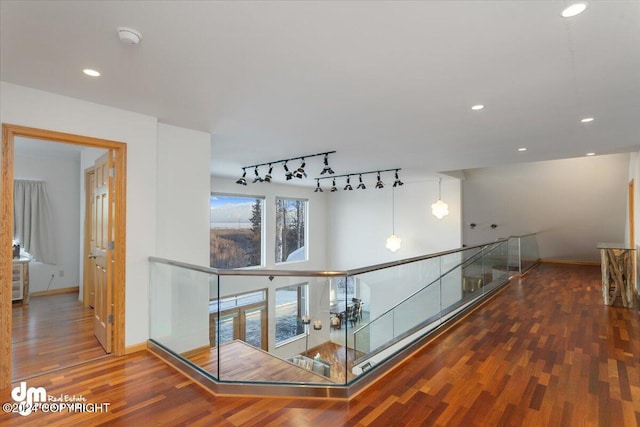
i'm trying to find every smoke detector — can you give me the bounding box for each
[117,27,142,45]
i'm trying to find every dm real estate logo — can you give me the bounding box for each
[11,381,46,416]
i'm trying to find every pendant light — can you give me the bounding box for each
[431,178,449,219]
[386,187,401,252]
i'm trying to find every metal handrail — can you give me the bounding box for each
[148,239,508,278]
[510,232,537,238]
[352,239,507,334]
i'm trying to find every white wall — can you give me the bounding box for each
[153,123,211,351]
[1,82,159,346]
[463,154,630,263]
[327,179,462,270]
[14,152,80,292]
[156,123,211,265]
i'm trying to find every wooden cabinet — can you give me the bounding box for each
[12,259,29,304]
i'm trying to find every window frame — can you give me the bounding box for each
[274,197,308,265]
[209,289,268,350]
[274,283,309,347]
[210,193,265,269]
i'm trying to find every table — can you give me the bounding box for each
[329,300,354,315]
[597,243,636,308]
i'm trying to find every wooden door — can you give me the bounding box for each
[93,151,114,353]
[83,168,96,308]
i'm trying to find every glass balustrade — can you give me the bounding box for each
[351,240,509,372]
[509,233,541,274]
[149,236,528,395]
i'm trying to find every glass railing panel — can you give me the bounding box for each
[351,256,442,357]
[149,238,517,392]
[519,234,540,272]
[149,260,217,378]
[440,247,479,314]
[352,240,510,376]
[482,241,510,290]
[214,273,347,385]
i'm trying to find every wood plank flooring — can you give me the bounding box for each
[11,293,108,380]
[187,340,334,383]
[2,263,640,426]
[187,340,363,384]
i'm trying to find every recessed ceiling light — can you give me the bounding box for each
[518,148,527,152]
[471,104,484,111]
[581,117,594,123]
[586,152,596,156]
[83,69,101,77]
[561,3,587,18]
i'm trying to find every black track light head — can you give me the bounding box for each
[330,178,338,192]
[344,176,353,191]
[236,168,247,186]
[264,165,273,183]
[314,179,323,192]
[375,172,384,189]
[393,170,404,187]
[295,159,306,179]
[357,174,366,190]
[284,162,293,180]
[253,166,264,183]
[320,153,335,175]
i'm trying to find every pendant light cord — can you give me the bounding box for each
[392,187,395,234]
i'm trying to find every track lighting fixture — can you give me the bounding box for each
[393,170,404,187]
[344,176,353,191]
[295,158,306,179]
[320,153,335,175]
[330,178,338,192]
[235,168,247,186]
[314,179,323,192]
[316,168,400,192]
[239,151,335,184]
[264,164,273,183]
[357,174,366,190]
[253,166,263,183]
[284,161,293,180]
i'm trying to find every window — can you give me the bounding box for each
[275,284,308,345]
[332,276,356,303]
[210,195,263,268]
[275,198,307,263]
[209,290,267,350]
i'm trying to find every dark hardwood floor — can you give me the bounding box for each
[2,263,639,426]
[11,292,108,380]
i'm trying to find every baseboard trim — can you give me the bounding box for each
[125,342,148,354]
[29,286,79,297]
[541,259,600,267]
[180,344,211,358]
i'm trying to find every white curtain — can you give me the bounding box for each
[13,180,57,264]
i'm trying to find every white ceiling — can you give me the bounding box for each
[2,1,639,185]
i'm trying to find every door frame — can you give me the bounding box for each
[1,123,127,389]
[629,179,635,247]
